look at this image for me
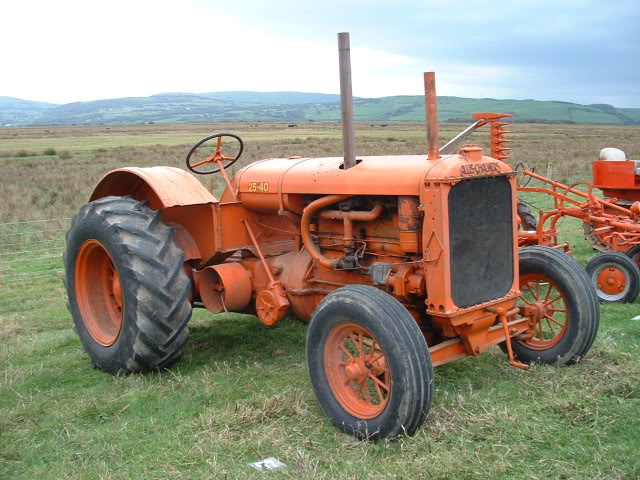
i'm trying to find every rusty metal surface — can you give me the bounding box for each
[338,32,357,170]
[424,72,439,161]
[195,263,252,313]
[90,167,217,208]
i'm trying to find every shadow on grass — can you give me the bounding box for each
[180,313,308,371]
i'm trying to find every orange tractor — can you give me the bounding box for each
[443,113,640,304]
[64,34,599,440]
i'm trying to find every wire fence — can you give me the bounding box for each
[0,171,591,277]
[0,218,70,313]
[0,171,606,314]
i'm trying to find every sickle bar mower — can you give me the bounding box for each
[63,34,600,440]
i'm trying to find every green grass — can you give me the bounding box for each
[1,192,639,479]
[1,278,638,479]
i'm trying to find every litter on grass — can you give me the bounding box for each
[249,457,286,472]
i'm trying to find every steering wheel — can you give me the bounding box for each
[185,133,244,175]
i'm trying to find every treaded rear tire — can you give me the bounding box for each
[64,196,192,374]
[513,246,599,365]
[306,285,433,441]
[585,252,640,303]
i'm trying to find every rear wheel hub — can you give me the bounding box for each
[75,239,123,346]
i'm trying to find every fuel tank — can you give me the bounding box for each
[230,150,514,213]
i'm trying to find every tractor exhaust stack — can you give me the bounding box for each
[424,72,439,161]
[338,32,356,169]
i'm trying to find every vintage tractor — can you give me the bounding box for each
[64,34,600,440]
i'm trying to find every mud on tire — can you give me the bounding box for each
[64,196,192,374]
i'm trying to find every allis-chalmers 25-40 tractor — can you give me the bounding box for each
[64,34,599,440]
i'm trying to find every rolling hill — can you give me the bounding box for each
[1,92,638,126]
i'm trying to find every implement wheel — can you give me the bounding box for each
[306,285,433,440]
[513,247,599,365]
[64,196,192,374]
[585,252,640,303]
[625,245,640,270]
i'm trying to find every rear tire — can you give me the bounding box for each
[64,196,192,374]
[517,200,538,231]
[306,285,433,440]
[585,252,640,303]
[512,246,599,365]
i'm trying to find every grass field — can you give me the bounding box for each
[1,122,639,479]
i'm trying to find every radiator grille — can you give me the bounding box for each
[448,176,514,308]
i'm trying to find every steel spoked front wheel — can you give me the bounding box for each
[324,322,390,420]
[511,247,599,365]
[518,273,569,350]
[306,285,433,440]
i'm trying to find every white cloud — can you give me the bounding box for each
[2,0,635,106]
[0,0,521,103]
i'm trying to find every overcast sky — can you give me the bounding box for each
[2,0,638,106]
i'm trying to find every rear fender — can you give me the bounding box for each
[90,167,217,209]
[90,167,219,263]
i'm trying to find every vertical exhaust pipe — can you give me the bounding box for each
[338,32,356,169]
[424,72,439,161]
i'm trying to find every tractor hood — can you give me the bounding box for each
[233,152,514,197]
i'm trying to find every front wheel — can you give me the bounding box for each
[306,285,433,440]
[585,252,640,303]
[64,196,193,374]
[512,246,599,365]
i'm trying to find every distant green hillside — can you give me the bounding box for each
[1,92,638,126]
[0,97,58,126]
[197,91,341,104]
[344,96,640,124]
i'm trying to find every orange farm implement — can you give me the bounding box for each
[449,113,640,303]
[64,34,600,440]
